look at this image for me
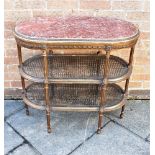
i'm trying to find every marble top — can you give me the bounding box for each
[15,16,139,42]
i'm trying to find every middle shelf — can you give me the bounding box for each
[19,54,131,84]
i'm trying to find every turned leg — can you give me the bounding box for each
[44,83,51,133]
[120,78,129,119]
[97,87,103,134]
[97,85,106,134]
[46,114,51,133]
[43,50,51,133]
[97,111,103,134]
[21,77,29,115]
[120,46,135,119]
[97,48,110,133]
[97,53,103,134]
[17,44,29,115]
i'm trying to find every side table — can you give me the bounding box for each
[14,16,140,133]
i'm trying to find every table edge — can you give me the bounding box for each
[14,29,140,44]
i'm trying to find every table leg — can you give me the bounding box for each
[44,83,51,133]
[120,78,129,119]
[21,77,29,115]
[120,46,135,119]
[97,112,103,134]
[43,50,51,133]
[97,49,110,134]
[17,44,29,115]
[97,85,106,134]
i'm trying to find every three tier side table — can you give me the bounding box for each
[14,16,140,133]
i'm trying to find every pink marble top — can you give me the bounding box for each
[15,16,139,42]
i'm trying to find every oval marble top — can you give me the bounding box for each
[15,16,139,42]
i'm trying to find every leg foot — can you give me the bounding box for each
[120,105,125,119]
[48,127,52,133]
[97,128,102,134]
[25,104,29,115]
[26,109,29,115]
[120,114,123,119]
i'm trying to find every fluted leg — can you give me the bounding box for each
[97,48,110,133]
[21,77,29,115]
[44,83,51,133]
[43,50,51,133]
[17,44,29,115]
[97,111,103,134]
[97,85,105,134]
[120,78,129,119]
[120,46,135,119]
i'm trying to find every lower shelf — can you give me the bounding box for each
[24,83,125,112]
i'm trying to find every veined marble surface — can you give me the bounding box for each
[15,16,138,41]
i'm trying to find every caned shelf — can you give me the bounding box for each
[23,83,125,112]
[19,55,131,84]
